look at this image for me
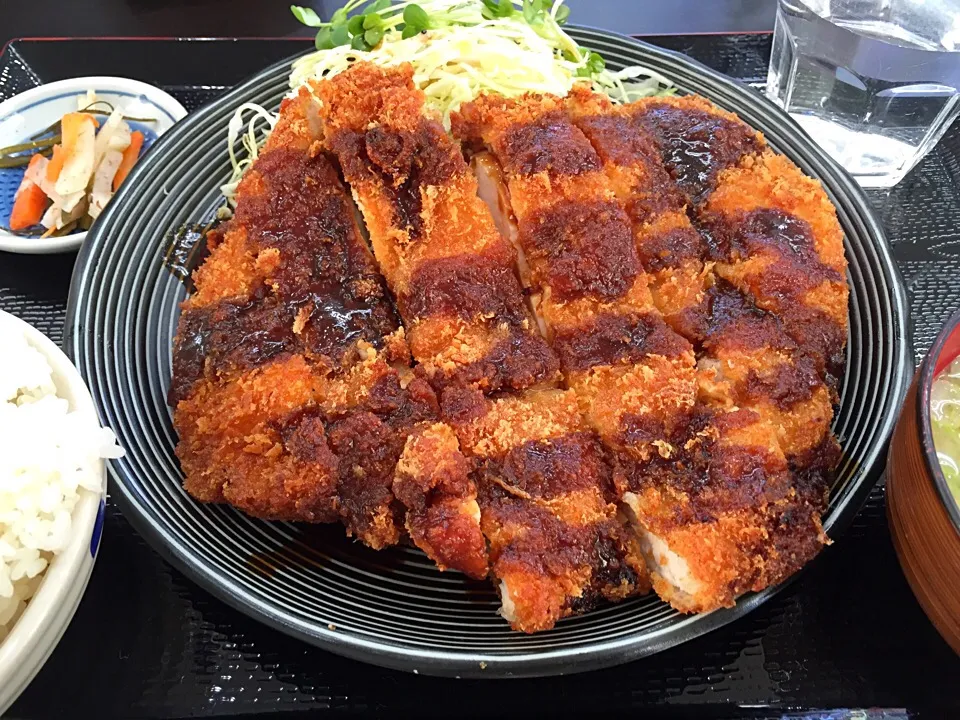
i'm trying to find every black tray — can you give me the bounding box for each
[1,35,957,718]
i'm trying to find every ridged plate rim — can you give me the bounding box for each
[64,28,911,678]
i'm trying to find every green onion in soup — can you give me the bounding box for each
[931,357,960,499]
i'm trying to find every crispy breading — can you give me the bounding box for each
[631,93,765,203]
[318,64,647,631]
[394,423,488,578]
[184,89,315,310]
[703,151,849,381]
[456,87,842,615]
[572,90,844,458]
[619,407,828,612]
[172,64,847,627]
[176,355,337,517]
[443,386,649,631]
[315,62,557,393]
[566,86,709,337]
[171,88,486,567]
[453,92,699,459]
[612,92,839,611]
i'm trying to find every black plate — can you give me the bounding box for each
[64,27,910,678]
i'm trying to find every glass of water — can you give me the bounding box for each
[767,0,960,187]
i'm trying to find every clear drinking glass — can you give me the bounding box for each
[767,0,960,187]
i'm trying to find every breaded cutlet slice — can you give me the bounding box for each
[180,86,317,310]
[172,89,486,572]
[630,93,765,205]
[456,90,834,614]
[172,89,403,544]
[443,386,648,632]
[566,86,711,339]
[315,62,558,395]
[394,422,488,579]
[617,405,829,613]
[452,92,698,464]
[617,92,837,604]
[701,151,849,386]
[630,91,847,387]
[694,282,838,465]
[567,89,838,465]
[628,92,847,465]
[316,64,647,618]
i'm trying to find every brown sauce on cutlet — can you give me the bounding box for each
[326,410,404,542]
[478,483,637,596]
[390,166,426,239]
[636,104,762,202]
[169,291,298,406]
[301,288,387,358]
[574,113,685,223]
[404,251,530,326]
[619,406,794,523]
[709,443,793,503]
[331,120,463,241]
[365,372,440,426]
[170,149,400,405]
[742,355,823,410]
[168,310,211,406]
[619,403,708,449]
[700,208,843,286]
[665,299,712,343]
[785,306,847,386]
[364,122,462,187]
[701,282,833,405]
[553,313,690,373]
[700,209,847,382]
[701,281,796,351]
[438,385,489,427]
[568,526,642,610]
[169,271,397,408]
[523,200,639,302]
[697,245,847,390]
[435,327,560,394]
[575,113,662,169]
[493,432,612,501]
[789,432,841,493]
[278,409,336,465]
[312,373,437,545]
[497,111,602,177]
[637,226,703,272]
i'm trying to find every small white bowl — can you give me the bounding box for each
[0,76,187,255]
[0,310,108,715]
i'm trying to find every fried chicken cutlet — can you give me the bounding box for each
[454,87,844,613]
[631,94,847,464]
[170,87,487,576]
[452,91,698,463]
[619,93,846,608]
[316,63,648,631]
[171,61,849,629]
[567,91,843,466]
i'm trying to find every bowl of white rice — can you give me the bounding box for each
[0,310,121,714]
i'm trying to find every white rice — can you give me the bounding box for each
[0,325,123,641]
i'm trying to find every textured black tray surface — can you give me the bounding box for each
[0,35,955,718]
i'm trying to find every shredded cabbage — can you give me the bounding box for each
[219,103,278,201]
[222,0,673,204]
